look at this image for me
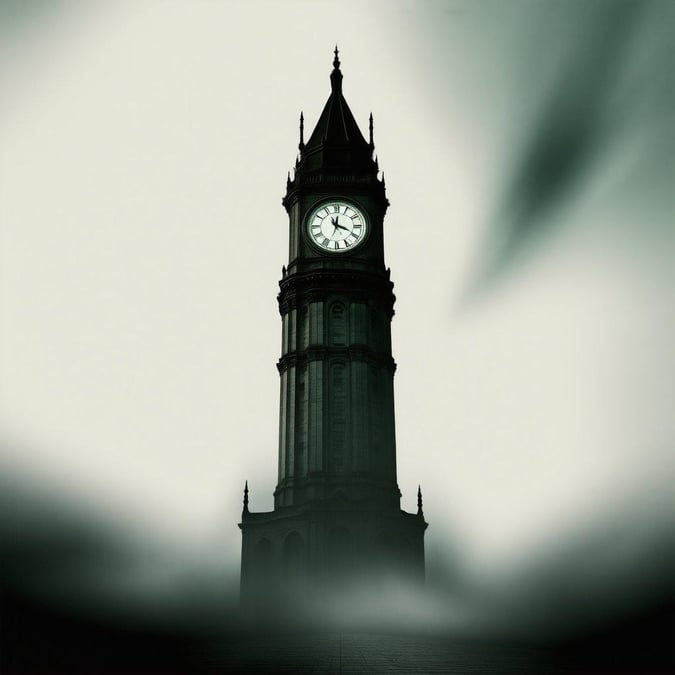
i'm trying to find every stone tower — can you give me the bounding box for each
[239,49,427,607]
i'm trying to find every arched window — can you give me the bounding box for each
[329,362,347,472]
[330,303,346,345]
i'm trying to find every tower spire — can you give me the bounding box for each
[369,112,374,148]
[330,45,343,93]
[288,46,378,177]
[417,485,424,517]
[243,480,249,515]
[299,111,304,149]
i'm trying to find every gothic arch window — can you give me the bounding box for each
[329,302,347,346]
[350,301,367,344]
[300,305,309,350]
[295,372,307,476]
[329,361,347,473]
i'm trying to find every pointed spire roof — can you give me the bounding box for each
[299,111,304,149]
[242,480,249,515]
[299,47,375,174]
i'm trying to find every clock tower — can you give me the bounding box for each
[239,49,427,607]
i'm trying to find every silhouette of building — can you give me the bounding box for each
[239,49,427,606]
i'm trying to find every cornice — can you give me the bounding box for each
[277,268,396,317]
[277,346,397,374]
[282,172,388,211]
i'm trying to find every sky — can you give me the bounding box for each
[1,0,673,627]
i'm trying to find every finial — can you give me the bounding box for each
[382,171,386,189]
[299,111,304,148]
[417,484,424,516]
[330,46,343,92]
[369,112,374,147]
[243,480,249,514]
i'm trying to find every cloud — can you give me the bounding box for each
[468,0,665,295]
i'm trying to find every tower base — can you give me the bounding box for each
[239,496,427,610]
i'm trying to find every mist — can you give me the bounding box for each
[1,0,673,672]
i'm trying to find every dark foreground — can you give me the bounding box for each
[2,584,672,675]
[197,632,559,673]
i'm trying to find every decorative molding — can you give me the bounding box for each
[277,346,396,374]
[278,269,395,317]
[282,173,388,211]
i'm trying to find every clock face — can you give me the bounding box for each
[307,201,368,253]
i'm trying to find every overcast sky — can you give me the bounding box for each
[1,0,673,598]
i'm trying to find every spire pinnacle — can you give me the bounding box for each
[296,46,378,175]
[330,45,343,93]
[369,112,374,148]
[243,480,249,515]
[299,111,304,149]
[417,485,424,516]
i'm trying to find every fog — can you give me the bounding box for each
[1,0,673,671]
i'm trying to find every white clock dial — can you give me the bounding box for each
[307,201,368,253]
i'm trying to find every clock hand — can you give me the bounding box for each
[330,216,350,233]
